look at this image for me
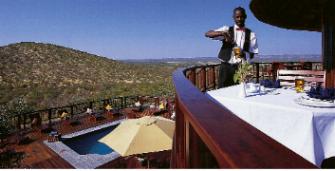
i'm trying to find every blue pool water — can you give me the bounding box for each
[62,125,117,155]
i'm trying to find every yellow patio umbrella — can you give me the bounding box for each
[99,116,175,156]
[105,104,112,111]
[60,111,69,119]
[159,102,165,110]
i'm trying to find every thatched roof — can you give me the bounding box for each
[249,0,334,32]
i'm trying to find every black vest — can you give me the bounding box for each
[218,26,251,61]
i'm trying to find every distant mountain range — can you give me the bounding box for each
[122,54,322,64]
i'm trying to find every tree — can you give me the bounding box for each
[0,104,25,168]
[0,105,12,143]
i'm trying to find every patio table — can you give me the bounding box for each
[207,85,335,167]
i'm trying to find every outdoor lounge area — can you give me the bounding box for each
[0,96,173,168]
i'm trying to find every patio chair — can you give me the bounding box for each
[16,130,34,145]
[277,69,326,87]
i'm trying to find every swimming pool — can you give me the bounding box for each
[62,125,117,155]
[44,119,123,169]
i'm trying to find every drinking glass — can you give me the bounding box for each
[233,47,242,58]
[309,82,317,91]
[295,78,305,93]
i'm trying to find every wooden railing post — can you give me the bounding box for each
[188,124,219,168]
[17,114,21,130]
[185,120,190,168]
[256,63,260,83]
[211,66,217,89]
[206,66,215,90]
[121,96,125,109]
[124,96,128,108]
[23,113,27,129]
[272,62,280,81]
[154,97,159,108]
[200,67,206,92]
[171,96,186,168]
[70,105,74,118]
[139,96,144,105]
[187,68,196,85]
[214,65,219,89]
[322,2,335,88]
[48,109,52,128]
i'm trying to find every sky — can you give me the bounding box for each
[0,0,321,59]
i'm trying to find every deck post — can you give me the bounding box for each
[207,66,216,90]
[272,62,280,81]
[17,114,21,130]
[200,67,206,92]
[215,65,219,89]
[322,2,335,88]
[70,105,74,118]
[124,96,128,108]
[154,97,159,108]
[172,96,186,168]
[187,68,196,85]
[23,112,26,129]
[188,124,219,168]
[256,63,260,83]
[212,65,216,88]
[121,96,125,109]
[48,109,52,128]
[89,101,93,109]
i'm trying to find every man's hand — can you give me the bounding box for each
[222,32,233,44]
[205,30,233,43]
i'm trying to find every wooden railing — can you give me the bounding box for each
[3,95,173,136]
[171,62,319,168]
[183,62,323,92]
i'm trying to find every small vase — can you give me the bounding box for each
[238,82,247,98]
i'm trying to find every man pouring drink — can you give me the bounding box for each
[205,6,259,88]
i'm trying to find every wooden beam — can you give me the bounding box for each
[322,1,335,88]
[255,63,260,83]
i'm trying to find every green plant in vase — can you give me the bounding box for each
[233,62,253,84]
[233,62,253,98]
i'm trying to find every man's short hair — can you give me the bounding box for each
[233,6,247,18]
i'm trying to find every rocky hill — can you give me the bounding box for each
[0,42,176,110]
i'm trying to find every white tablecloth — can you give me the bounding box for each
[207,85,335,167]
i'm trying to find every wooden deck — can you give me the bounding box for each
[3,109,171,169]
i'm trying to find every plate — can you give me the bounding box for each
[294,95,335,108]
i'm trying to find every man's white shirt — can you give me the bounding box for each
[213,24,259,64]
